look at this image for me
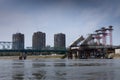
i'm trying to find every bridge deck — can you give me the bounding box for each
[0,49,68,53]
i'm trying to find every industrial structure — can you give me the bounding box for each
[12,33,24,50]
[54,33,66,50]
[68,26,115,59]
[32,31,46,50]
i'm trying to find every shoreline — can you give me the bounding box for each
[0,55,64,60]
[1,54,120,60]
[108,53,120,59]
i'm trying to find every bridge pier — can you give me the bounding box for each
[19,52,27,60]
[68,51,73,59]
[68,48,110,59]
[68,49,80,59]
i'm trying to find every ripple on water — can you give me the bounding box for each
[0,59,119,80]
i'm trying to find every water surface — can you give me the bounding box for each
[0,59,120,80]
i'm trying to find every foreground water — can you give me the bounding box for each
[0,59,120,80]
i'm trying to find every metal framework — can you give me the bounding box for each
[94,26,113,46]
[68,26,114,59]
[0,41,12,49]
[0,49,68,53]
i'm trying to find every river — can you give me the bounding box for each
[0,59,120,80]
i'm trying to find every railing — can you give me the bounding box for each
[0,49,69,53]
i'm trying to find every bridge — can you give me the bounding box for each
[68,26,120,59]
[0,41,68,54]
[0,49,68,53]
[0,41,12,49]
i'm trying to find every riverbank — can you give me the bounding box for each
[107,53,120,59]
[1,54,120,60]
[0,55,64,60]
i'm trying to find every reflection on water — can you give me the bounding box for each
[32,62,46,67]
[0,59,120,80]
[12,61,25,80]
[32,62,46,80]
[84,71,114,80]
[54,63,66,67]
[32,70,46,80]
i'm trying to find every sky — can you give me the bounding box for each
[0,0,120,48]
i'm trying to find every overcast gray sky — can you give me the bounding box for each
[0,0,120,47]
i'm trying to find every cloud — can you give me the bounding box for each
[0,0,120,47]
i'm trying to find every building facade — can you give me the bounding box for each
[32,31,46,50]
[12,33,24,50]
[54,33,66,49]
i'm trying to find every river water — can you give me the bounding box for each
[0,59,120,80]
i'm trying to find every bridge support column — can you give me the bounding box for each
[68,51,73,59]
[77,51,80,59]
[19,52,27,60]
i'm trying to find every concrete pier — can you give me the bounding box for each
[19,52,27,60]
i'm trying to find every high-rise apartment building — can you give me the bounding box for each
[54,33,66,49]
[32,31,46,50]
[12,33,24,50]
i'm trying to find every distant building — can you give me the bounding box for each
[32,31,46,50]
[54,33,66,49]
[12,33,24,50]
